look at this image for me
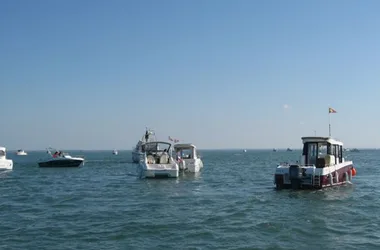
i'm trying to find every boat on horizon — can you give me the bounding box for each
[113,149,118,155]
[16,149,27,156]
[274,136,356,190]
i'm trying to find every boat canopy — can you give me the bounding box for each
[174,143,198,159]
[143,141,171,153]
[301,136,343,146]
[173,143,197,150]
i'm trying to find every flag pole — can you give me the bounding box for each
[328,111,331,137]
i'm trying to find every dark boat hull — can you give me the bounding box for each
[38,159,83,168]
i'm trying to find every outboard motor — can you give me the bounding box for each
[289,165,302,189]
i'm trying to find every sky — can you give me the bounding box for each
[1,0,380,150]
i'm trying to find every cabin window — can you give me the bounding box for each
[302,143,308,156]
[327,144,332,155]
[339,146,343,163]
[318,144,327,157]
[336,145,341,164]
[178,149,192,159]
[307,143,317,165]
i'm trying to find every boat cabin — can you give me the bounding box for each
[0,147,6,159]
[173,143,198,159]
[144,141,172,164]
[300,137,344,168]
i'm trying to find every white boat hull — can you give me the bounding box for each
[132,151,144,163]
[16,152,27,156]
[138,163,179,178]
[0,159,13,170]
[178,158,203,173]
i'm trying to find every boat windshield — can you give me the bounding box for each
[176,148,193,159]
[144,142,171,153]
[0,150,4,157]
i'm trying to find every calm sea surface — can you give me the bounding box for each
[0,149,379,250]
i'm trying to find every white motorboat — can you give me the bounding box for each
[38,148,85,168]
[132,128,157,163]
[16,149,27,156]
[0,147,13,170]
[173,143,203,173]
[113,149,118,155]
[138,141,179,178]
[274,136,356,190]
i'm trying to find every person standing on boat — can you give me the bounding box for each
[145,130,149,142]
[53,151,59,158]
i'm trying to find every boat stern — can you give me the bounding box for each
[139,162,179,178]
[0,159,13,170]
[274,164,320,190]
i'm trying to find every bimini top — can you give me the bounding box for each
[174,143,197,149]
[301,136,343,146]
[143,141,172,152]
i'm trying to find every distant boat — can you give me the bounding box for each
[273,148,277,152]
[286,148,292,152]
[243,149,247,153]
[16,149,27,156]
[113,149,118,155]
[351,148,360,152]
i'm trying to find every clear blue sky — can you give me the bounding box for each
[1,0,379,150]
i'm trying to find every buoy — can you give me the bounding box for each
[352,167,357,176]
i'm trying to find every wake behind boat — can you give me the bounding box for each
[38,148,85,168]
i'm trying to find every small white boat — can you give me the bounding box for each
[0,147,13,170]
[132,128,157,163]
[16,149,27,156]
[38,148,84,168]
[174,143,203,173]
[243,149,247,153]
[113,149,118,155]
[138,141,179,178]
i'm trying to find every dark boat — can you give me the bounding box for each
[38,148,84,168]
